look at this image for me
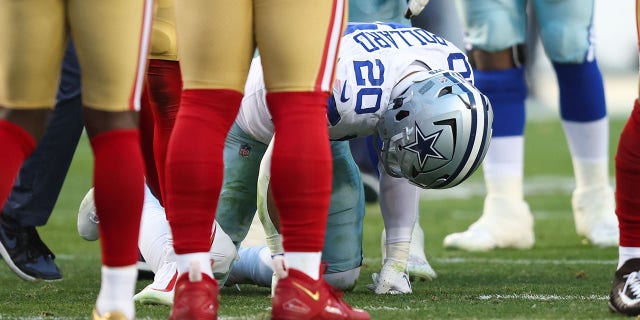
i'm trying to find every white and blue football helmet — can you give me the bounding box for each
[375,69,493,189]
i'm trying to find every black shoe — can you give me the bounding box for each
[0,214,62,281]
[609,258,640,316]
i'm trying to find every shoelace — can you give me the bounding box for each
[622,271,640,299]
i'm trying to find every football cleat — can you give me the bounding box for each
[443,195,534,251]
[92,308,129,320]
[609,258,640,316]
[272,268,370,319]
[134,261,177,306]
[169,262,219,320]
[367,260,412,295]
[407,256,437,282]
[78,188,99,241]
[572,185,619,247]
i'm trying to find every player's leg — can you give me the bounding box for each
[165,1,253,317]
[0,42,83,282]
[534,0,617,247]
[0,0,65,211]
[215,123,268,247]
[69,0,153,318]
[230,141,365,292]
[444,0,534,251]
[0,0,66,281]
[608,1,640,315]
[145,1,182,204]
[257,1,368,318]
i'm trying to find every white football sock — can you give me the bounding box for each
[285,252,322,280]
[618,246,640,270]
[562,118,610,189]
[482,136,524,199]
[176,252,213,278]
[96,265,137,319]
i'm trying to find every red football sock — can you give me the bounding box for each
[140,84,161,200]
[616,99,640,247]
[0,120,36,209]
[91,129,145,266]
[165,89,241,254]
[267,92,332,252]
[148,60,182,203]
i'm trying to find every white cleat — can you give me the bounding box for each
[443,195,535,251]
[572,185,619,247]
[367,260,412,295]
[134,259,177,306]
[407,256,437,282]
[78,188,99,241]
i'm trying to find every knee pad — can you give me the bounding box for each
[474,67,527,137]
[540,20,593,63]
[323,268,361,291]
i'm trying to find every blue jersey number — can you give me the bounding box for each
[353,59,385,114]
[447,52,472,80]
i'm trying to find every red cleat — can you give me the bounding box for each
[272,268,370,320]
[168,265,218,320]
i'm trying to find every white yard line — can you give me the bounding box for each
[478,294,608,301]
[363,257,616,266]
[421,176,579,200]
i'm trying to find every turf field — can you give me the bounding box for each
[0,117,628,319]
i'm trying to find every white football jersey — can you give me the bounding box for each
[234,22,473,143]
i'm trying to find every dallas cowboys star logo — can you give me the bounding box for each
[404,124,446,168]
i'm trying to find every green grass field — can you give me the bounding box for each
[0,117,629,319]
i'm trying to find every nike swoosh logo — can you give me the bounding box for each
[619,289,640,305]
[339,81,350,103]
[292,282,320,301]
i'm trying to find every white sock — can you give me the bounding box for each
[482,136,525,199]
[284,252,322,280]
[562,118,608,162]
[618,246,640,270]
[96,265,137,319]
[176,252,213,278]
[572,159,610,190]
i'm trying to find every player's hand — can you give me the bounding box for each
[404,0,430,18]
[367,260,413,294]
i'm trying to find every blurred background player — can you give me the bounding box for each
[444,0,619,251]
[165,1,370,319]
[0,1,152,319]
[0,43,83,282]
[608,0,640,316]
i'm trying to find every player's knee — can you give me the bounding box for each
[540,21,592,63]
[468,44,526,71]
[323,267,361,291]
